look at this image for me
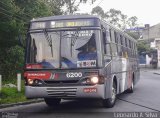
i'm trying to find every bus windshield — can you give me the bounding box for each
[27,29,100,69]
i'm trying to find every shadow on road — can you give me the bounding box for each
[41,99,103,112]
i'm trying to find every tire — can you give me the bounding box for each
[103,82,117,108]
[127,79,134,93]
[44,98,61,107]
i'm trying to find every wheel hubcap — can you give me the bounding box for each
[131,82,134,90]
[111,86,116,103]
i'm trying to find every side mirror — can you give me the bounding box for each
[18,35,25,48]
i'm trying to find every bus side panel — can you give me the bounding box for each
[102,59,112,99]
[134,65,140,85]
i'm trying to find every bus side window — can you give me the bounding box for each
[106,28,111,55]
[102,25,111,56]
[117,34,122,56]
[114,31,118,56]
[120,35,123,45]
[125,38,128,47]
[109,29,112,42]
[111,30,118,56]
[120,35,123,57]
[102,27,107,54]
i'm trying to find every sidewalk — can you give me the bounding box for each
[140,68,160,75]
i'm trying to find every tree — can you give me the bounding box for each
[91,6,105,18]
[0,0,62,79]
[14,0,53,18]
[91,6,138,30]
[0,0,24,79]
[46,0,63,15]
[56,0,97,14]
[137,41,150,55]
[127,16,138,29]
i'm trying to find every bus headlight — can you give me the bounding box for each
[81,76,104,85]
[90,77,99,84]
[28,79,34,85]
[27,79,43,86]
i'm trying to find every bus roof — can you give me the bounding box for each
[30,14,136,42]
[31,15,100,22]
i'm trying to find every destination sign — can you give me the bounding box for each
[51,20,93,28]
[30,19,99,29]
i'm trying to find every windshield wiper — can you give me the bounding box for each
[71,27,81,57]
[61,28,81,57]
[43,29,53,57]
[71,27,81,46]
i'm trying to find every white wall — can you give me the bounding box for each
[146,54,151,66]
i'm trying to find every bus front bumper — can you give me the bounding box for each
[25,85,105,99]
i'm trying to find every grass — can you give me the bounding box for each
[0,79,29,105]
[0,87,27,104]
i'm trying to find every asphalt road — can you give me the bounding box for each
[0,69,160,118]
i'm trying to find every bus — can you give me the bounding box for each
[24,15,140,108]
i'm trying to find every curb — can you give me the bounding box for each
[0,99,44,109]
[153,72,160,75]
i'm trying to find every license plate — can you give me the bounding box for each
[83,88,97,93]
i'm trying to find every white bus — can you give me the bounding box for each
[24,15,140,108]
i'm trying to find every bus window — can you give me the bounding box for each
[28,32,60,68]
[62,30,98,68]
[120,35,123,45]
[117,34,122,56]
[125,38,128,47]
[129,40,131,48]
[106,28,111,56]
[111,43,118,56]
[102,27,107,54]
[109,29,112,41]
[111,30,115,43]
[114,31,118,44]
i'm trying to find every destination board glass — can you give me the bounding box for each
[30,19,99,29]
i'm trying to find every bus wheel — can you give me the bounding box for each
[44,98,61,107]
[103,82,117,108]
[127,79,134,93]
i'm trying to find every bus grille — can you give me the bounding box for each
[44,80,79,84]
[46,87,77,97]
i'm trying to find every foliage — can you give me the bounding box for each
[56,0,97,14]
[92,6,105,18]
[137,41,151,55]
[0,0,61,79]
[91,6,138,30]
